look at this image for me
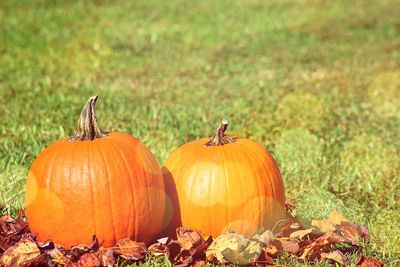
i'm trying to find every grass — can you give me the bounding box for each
[0,0,399,265]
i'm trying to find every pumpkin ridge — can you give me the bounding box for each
[235,143,265,230]
[85,142,97,243]
[97,142,117,244]
[184,144,207,231]
[226,142,247,233]
[108,140,136,239]
[240,140,283,203]
[239,140,285,222]
[220,146,231,233]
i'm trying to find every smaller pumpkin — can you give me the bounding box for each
[25,96,166,247]
[163,120,286,238]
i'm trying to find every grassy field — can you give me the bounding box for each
[0,0,399,266]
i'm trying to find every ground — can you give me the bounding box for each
[0,0,399,266]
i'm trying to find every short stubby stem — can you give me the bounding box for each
[68,95,108,141]
[204,119,235,146]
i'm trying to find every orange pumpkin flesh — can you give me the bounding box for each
[25,96,166,247]
[163,120,285,238]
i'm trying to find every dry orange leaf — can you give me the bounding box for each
[263,245,279,257]
[300,231,349,260]
[357,254,384,267]
[114,238,146,260]
[257,230,274,246]
[176,227,203,250]
[321,250,350,266]
[77,252,102,267]
[338,222,369,244]
[312,209,349,232]
[274,238,300,254]
[0,236,40,267]
[289,228,313,241]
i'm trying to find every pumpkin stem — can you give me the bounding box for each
[68,95,108,141]
[204,119,235,146]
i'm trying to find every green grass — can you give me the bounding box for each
[0,0,399,266]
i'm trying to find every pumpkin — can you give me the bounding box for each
[25,96,166,247]
[163,120,285,237]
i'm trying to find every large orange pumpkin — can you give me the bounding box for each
[163,120,285,238]
[25,96,166,247]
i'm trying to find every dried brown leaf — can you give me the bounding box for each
[193,259,206,267]
[289,228,313,241]
[273,238,300,254]
[205,231,262,264]
[338,222,369,244]
[176,227,203,250]
[174,255,193,267]
[114,238,146,261]
[357,254,384,267]
[321,250,350,266]
[148,243,169,258]
[273,219,302,237]
[312,209,349,232]
[257,252,274,265]
[20,253,52,267]
[48,247,70,265]
[263,245,279,257]
[257,230,274,246]
[77,252,102,267]
[190,235,212,257]
[37,240,55,250]
[0,236,40,267]
[99,248,115,266]
[300,231,351,260]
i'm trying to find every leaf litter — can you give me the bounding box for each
[0,208,384,266]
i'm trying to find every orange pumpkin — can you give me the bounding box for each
[163,120,285,237]
[25,96,166,247]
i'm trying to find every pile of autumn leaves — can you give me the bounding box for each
[0,208,383,267]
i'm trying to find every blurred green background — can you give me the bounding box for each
[0,0,399,265]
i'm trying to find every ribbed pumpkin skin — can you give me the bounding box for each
[25,132,166,247]
[164,137,285,238]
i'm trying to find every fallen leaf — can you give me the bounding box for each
[273,238,300,254]
[321,250,350,266]
[77,252,101,267]
[176,227,203,250]
[205,231,262,264]
[289,228,313,241]
[257,230,274,246]
[357,254,384,267]
[338,222,369,244]
[99,248,115,267]
[206,231,248,263]
[312,209,349,232]
[148,242,170,258]
[273,219,302,237]
[114,238,146,261]
[174,255,193,267]
[48,247,70,265]
[37,240,55,250]
[20,253,52,267]
[0,215,30,251]
[256,252,274,265]
[263,245,279,257]
[193,259,206,267]
[300,231,351,260]
[189,235,212,257]
[0,236,40,267]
